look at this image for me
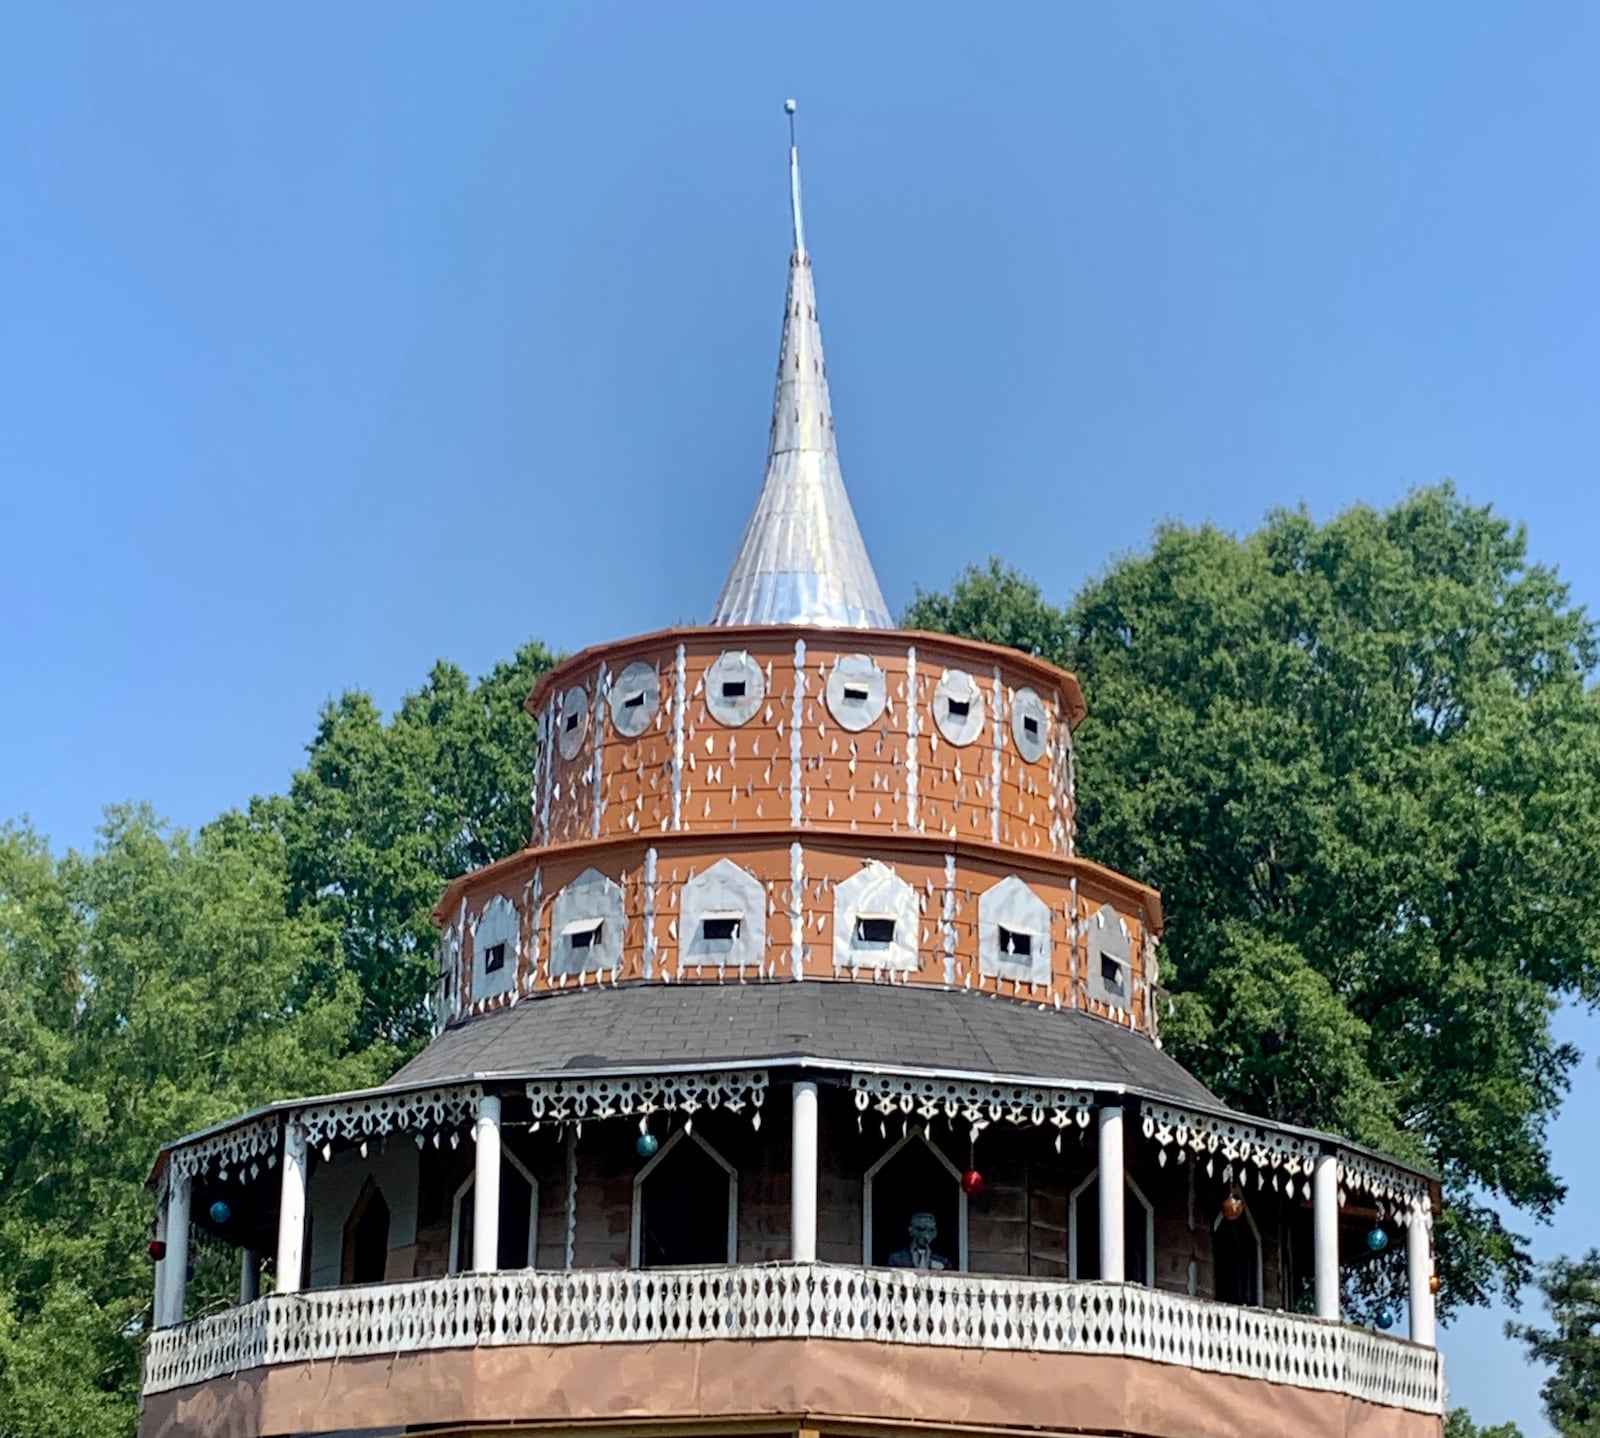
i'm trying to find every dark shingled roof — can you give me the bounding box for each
[385,982,1221,1109]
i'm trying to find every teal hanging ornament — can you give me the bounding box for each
[636,1132,659,1159]
[1366,1226,1389,1253]
[1376,1306,1395,1330]
[209,1200,232,1225]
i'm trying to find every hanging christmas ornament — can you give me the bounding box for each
[1375,1306,1395,1330]
[1366,1226,1389,1253]
[209,1200,232,1226]
[1221,1187,1245,1221]
[636,1132,660,1159]
[1429,1273,1442,1296]
[147,1239,167,1262]
[960,1168,984,1196]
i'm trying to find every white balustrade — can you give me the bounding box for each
[142,1263,1444,1414]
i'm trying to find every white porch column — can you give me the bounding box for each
[159,1171,192,1328]
[151,1201,169,1326]
[276,1119,307,1295]
[239,1248,261,1304]
[790,1080,819,1262]
[1407,1199,1436,1347]
[472,1092,503,1272]
[1313,1150,1340,1321]
[1098,1103,1126,1282]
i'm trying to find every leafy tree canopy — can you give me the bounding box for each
[906,484,1600,1310]
[1509,1249,1600,1438]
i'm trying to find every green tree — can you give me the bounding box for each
[1509,1250,1600,1437]
[0,809,388,1438]
[905,485,1600,1310]
[1445,1409,1526,1438]
[278,641,556,1048]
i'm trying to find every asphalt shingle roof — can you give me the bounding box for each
[385,981,1220,1108]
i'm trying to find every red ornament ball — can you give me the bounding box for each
[1221,1190,1245,1222]
[960,1168,984,1196]
[147,1239,167,1262]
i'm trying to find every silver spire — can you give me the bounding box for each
[709,101,893,630]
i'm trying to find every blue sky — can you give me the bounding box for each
[2,5,1596,1427]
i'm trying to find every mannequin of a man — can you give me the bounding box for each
[888,1211,952,1270]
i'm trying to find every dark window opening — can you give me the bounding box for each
[345,1188,391,1286]
[571,923,601,950]
[483,942,506,974]
[454,1159,536,1272]
[702,915,741,942]
[639,1138,730,1267]
[1023,715,1040,737]
[946,698,970,719]
[1073,1183,1147,1284]
[564,710,581,732]
[870,1141,960,1270]
[1101,954,1125,995]
[855,916,896,945]
[842,684,869,703]
[721,680,746,699]
[623,690,646,710]
[999,926,1032,957]
[1213,1215,1260,1306]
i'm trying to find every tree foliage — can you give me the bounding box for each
[278,641,556,1048]
[1445,1410,1526,1438]
[0,809,390,1437]
[1509,1249,1600,1437]
[906,484,1600,1309]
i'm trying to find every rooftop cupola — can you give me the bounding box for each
[710,100,893,630]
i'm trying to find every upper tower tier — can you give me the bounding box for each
[710,105,891,629]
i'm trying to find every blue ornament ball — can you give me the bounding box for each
[1366,1226,1389,1253]
[636,1132,659,1159]
[209,1200,232,1226]
[1376,1306,1395,1330]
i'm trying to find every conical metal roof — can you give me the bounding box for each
[710,104,892,630]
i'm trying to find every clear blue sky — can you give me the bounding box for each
[2,5,1595,1428]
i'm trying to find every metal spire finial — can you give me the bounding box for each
[709,103,893,631]
[786,98,805,256]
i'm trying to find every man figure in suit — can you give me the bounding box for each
[888,1211,951,1270]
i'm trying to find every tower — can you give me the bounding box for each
[141,108,1445,1438]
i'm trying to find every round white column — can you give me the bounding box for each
[275,1120,308,1295]
[472,1093,503,1272]
[790,1080,819,1262]
[1407,1199,1436,1347]
[160,1171,192,1328]
[151,1201,169,1327]
[1313,1150,1340,1321]
[1098,1104,1126,1283]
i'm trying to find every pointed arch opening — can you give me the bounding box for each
[863,1131,966,1271]
[1212,1201,1264,1307]
[1068,1170,1154,1285]
[631,1130,737,1268]
[449,1153,538,1274]
[340,1178,391,1286]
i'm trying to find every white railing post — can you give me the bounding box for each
[472,1092,503,1272]
[276,1119,307,1295]
[151,1199,169,1327]
[1407,1199,1435,1348]
[1098,1103,1125,1282]
[1314,1150,1339,1321]
[791,1080,819,1262]
[159,1170,192,1329]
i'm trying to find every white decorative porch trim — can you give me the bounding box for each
[142,1263,1445,1415]
[1338,1149,1432,1215]
[524,1070,769,1129]
[299,1085,483,1152]
[166,1114,282,1187]
[1140,1102,1322,1199]
[851,1073,1094,1141]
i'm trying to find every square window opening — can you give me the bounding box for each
[946,698,970,719]
[569,923,603,951]
[721,680,746,699]
[564,711,581,732]
[623,690,646,711]
[998,926,1033,958]
[483,942,506,974]
[855,916,897,946]
[1100,953,1125,995]
[701,915,741,943]
[842,684,869,704]
[1023,715,1040,737]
